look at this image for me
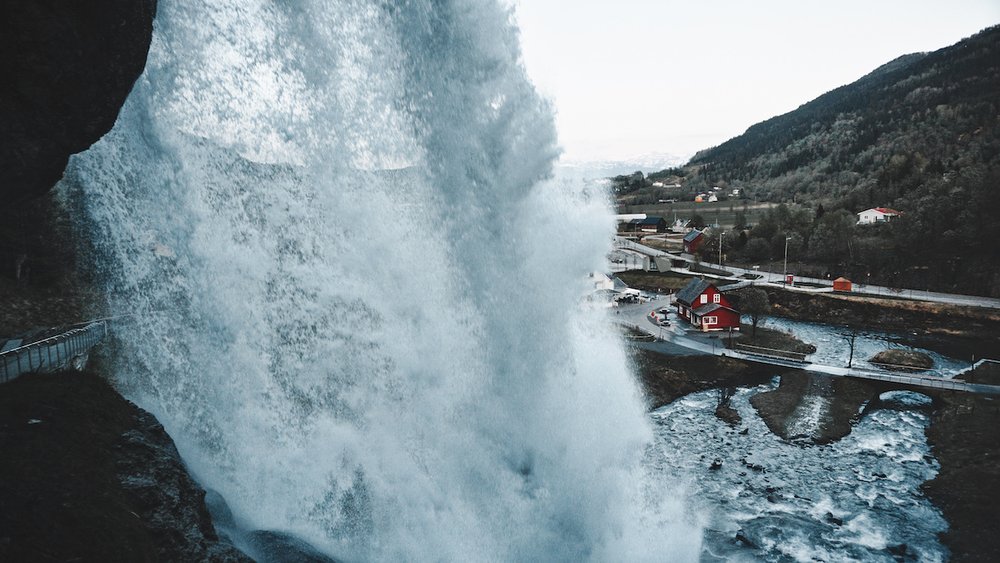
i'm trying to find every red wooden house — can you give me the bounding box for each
[683,229,704,253]
[674,278,740,332]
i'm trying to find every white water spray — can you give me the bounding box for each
[64,1,699,559]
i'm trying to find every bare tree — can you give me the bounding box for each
[741,288,770,340]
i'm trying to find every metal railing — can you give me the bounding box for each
[867,360,932,372]
[734,342,809,362]
[0,321,109,383]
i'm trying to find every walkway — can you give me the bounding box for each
[0,321,109,383]
[616,298,1000,395]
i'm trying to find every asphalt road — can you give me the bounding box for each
[612,238,1000,310]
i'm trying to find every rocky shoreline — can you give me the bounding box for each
[921,367,1000,561]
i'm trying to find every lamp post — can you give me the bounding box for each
[783,236,791,282]
[718,231,725,267]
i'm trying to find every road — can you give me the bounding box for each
[611,237,1000,310]
[720,261,1000,309]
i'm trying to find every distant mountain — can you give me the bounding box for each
[558,152,689,179]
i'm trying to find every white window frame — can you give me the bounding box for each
[703,316,718,325]
[700,294,708,304]
[713,294,721,304]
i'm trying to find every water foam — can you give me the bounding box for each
[62,0,698,560]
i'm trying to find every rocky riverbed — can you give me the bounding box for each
[633,336,1000,561]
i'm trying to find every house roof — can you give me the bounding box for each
[834,277,851,283]
[675,278,712,306]
[859,207,902,216]
[691,302,738,316]
[683,229,703,243]
[638,216,665,225]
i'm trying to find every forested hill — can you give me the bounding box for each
[654,25,1000,297]
[685,24,999,208]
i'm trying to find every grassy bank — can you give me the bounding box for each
[767,289,1000,343]
[732,323,817,355]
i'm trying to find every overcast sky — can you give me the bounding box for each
[514,0,1000,163]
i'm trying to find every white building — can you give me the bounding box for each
[857,207,902,225]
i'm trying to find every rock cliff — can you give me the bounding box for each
[0,1,157,202]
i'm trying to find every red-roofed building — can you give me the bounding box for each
[673,278,740,332]
[857,207,902,225]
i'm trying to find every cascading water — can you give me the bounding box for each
[61,1,699,560]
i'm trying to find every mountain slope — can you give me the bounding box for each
[685,24,1000,208]
[663,25,1000,296]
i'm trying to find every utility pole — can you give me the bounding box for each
[718,232,725,267]
[783,236,790,282]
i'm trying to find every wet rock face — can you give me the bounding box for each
[115,410,252,562]
[0,0,157,202]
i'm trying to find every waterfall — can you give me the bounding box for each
[62,0,699,560]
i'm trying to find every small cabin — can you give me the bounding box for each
[833,277,853,292]
[674,278,741,332]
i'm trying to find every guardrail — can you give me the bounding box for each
[867,360,932,372]
[843,368,1000,395]
[0,321,109,383]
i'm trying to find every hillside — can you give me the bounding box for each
[686,25,1000,203]
[640,25,1000,296]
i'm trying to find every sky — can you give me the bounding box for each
[513,0,1000,164]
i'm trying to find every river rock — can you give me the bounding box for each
[715,403,742,426]
[734,529,756,548]
[869,349,934,371]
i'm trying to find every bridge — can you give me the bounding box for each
[618,299,1000,396]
